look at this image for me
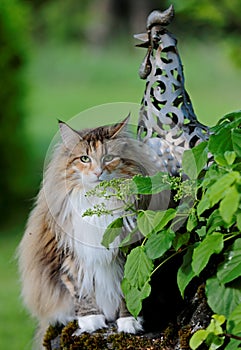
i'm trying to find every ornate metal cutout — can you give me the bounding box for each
[136,5,209,175]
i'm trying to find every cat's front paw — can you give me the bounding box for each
[73,314,107,335]
[117,316,143,334]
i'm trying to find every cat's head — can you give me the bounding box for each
[58,116,148,190]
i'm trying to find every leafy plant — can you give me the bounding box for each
[189,314,226,350]
[84,111,241,348]
[0,0,33,224]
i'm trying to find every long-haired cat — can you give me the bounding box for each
[18,117,167,349]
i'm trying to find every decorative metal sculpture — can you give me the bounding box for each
[136,5,209,175]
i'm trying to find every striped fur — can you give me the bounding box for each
[18,119,167,349]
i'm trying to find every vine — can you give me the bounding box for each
[84,111,241,349]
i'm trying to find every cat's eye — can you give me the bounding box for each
[103,155,115,163]
[80,155,91,163]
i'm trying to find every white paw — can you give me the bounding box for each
[117,316,143,334]
[73,314,107,335]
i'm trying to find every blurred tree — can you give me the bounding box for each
[29,0,90,43]
[84,0,161,45]
[171,0,241,66]
[26,0,241,65]
[25,0,163,45]
[0,0,33,227]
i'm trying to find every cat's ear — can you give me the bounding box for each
[58,120,82,151]
[109,114,130,139]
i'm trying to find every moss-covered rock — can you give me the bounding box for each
[43,323,171,350]
[43,283,212,350]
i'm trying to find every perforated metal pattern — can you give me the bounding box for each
[136,6,209,174]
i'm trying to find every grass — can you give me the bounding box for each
[0,228,35,350]
[25,39,241,161]
[2,38,241,349]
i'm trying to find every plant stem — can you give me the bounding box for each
[150,248,187,277]
[223,232,241,243]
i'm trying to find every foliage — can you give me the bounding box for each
[84,110,241,348]
[189,314,226,350]
[29,0,90,43]
[25,0,241,68]
[0,0,33,225]
[171,0,241,67]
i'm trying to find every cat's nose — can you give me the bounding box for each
[94,168,103,178]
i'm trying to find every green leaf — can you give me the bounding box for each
[197,196,210,217]
[206,315,226,334]
[119,229,136,248]
[207,172,240,207]
[207,209,226,234]
[232,129,241,157]
[219,185,240,223]
[196,226,207,238]
[189,329,208,349]
[211,111,241,133]
[132,172,171,195]
[209,128,233,157]
[190,315,226,350]
[201,164,222,190]
[154,208,177,231]
[217,153,237,167]
[224,339,241,350]
[237,211,241,230]
[121,278,151,318]
[177,246,196,297]
[211,110,241,133]
[198,172,240,217]
[137,209,176,237]
[182,141,208,179]
[173,232,190,251]
[101,217,123,248]
[192,233,224,276]
[145,228,175,259]
[209,111,241,160]
[206,333,224,350]
[212,314,226,326]
[137,210,157,236]
[214,154,229,166]
[224,151,236,165]
[227,302,241,335]
[225,304,241,350]
[187,210,198,232]
[124,246,153,290]
[206,276,241,318]
[217,239,241,284]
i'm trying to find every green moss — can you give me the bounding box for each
[60,321,78,348]
[107,332,164,349]
[196,284,206,301]
[178,325,192,349]
[60,321,108,349]
[43,322,171,349]
[160,323,178,349]
[71,333,107,349]
[44,319,192,349]
[43,323,63,350]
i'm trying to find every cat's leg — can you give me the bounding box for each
[116,298,143,334]
[61,273,107,334]
[74,294,107,335]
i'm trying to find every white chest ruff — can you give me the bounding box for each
[63,191,124,320]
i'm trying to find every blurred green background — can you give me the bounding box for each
[1,0,241,348]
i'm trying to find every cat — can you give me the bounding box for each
[18,116,167,349]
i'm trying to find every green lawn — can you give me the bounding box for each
[25,40,241,161]
[0,228,35,350]
[1,39,241,349]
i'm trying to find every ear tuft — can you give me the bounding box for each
[109,113,131,139]
[58,120,81,151]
